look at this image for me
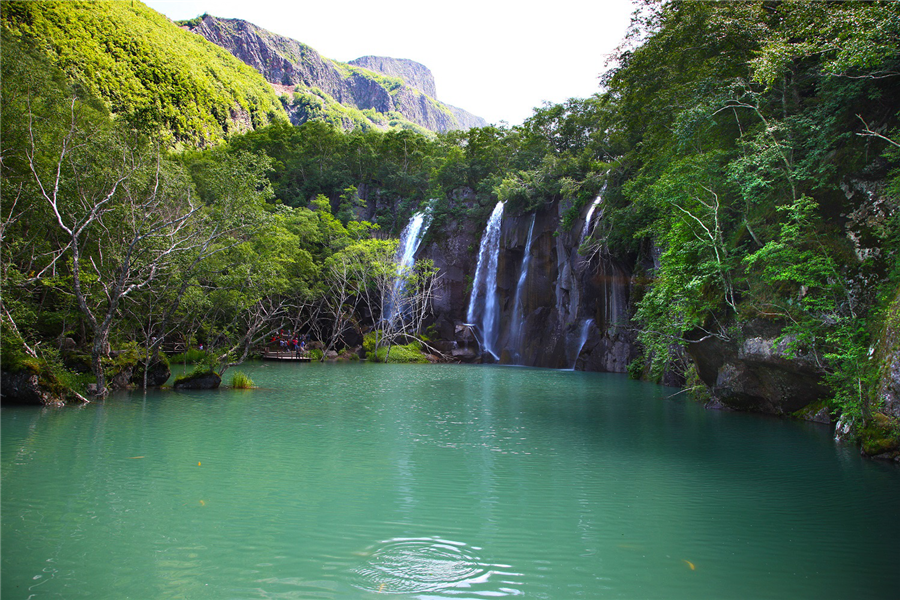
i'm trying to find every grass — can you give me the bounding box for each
[230,371,254,389]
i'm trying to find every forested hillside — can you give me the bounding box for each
[2,0,898,457]
[1,0,286,144]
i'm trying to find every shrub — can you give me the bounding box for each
[230,371,254,389]
[373,341,428,364]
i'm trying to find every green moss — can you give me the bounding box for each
[372,341,428,364]
[173,365,216,385]
[859,413,900,457]
[791,399,828,420]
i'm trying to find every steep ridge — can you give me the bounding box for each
[185,15,487,133]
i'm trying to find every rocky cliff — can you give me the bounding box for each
[349,56,437,98]
[422,196,637,373]
[184,16,487,133]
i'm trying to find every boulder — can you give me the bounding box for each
[686,322,829,415]
[173,371,221,390]
[131,359,171,388]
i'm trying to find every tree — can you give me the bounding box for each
[20,93,212,397]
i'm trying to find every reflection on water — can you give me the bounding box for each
[2,362,899,599]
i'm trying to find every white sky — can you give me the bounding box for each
[144,0,636,126]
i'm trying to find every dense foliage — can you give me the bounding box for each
[603,1,900,427]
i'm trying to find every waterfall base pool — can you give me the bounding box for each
[3,362,898,598]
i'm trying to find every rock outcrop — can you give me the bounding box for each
[349,56,437,98]
[131,358,172,388]
[864,286,900,460]
[1,370,66,406]
[184,16,486,133]
[1,368,89,407]
[685,322,829,415]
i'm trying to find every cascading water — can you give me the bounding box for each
[385,206,433,324]
[508,215,535,364]
[580,195,603,243]
[568,318,594,370]
[466,201,505,359]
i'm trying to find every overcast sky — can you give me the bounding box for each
[144,0,636,126]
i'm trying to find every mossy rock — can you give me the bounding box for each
[131,357,171,388]
[792,400,832,424]
[173,370,221,390]
[859,413,900,459]
[373,342,429,364]
[1,369,66,406]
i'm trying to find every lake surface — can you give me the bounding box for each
[3,362,899,599]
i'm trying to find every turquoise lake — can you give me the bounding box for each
[2,362,899,598]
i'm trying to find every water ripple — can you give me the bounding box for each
[350,537,519,596]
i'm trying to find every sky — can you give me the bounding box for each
[143,0,636,126]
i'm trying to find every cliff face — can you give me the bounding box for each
[349,56,437,98]
[185,16,487,133]
[423,197,637,373]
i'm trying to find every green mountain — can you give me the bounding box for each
[1,0,286,145]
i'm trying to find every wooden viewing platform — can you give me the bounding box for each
[261,350,312,362]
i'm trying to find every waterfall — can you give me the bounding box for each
[466,201,505,359]
[568,318,594,370]
[508,215,535,364]
[385,206,433,323]
[580,195,603,243]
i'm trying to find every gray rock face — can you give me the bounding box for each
[186,16,486,132]
[877,290,900,421]
[349,56,437,98]
[881,347,900,420]
[686,322,829,415]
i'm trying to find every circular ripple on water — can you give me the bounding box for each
[351,537,489,594]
